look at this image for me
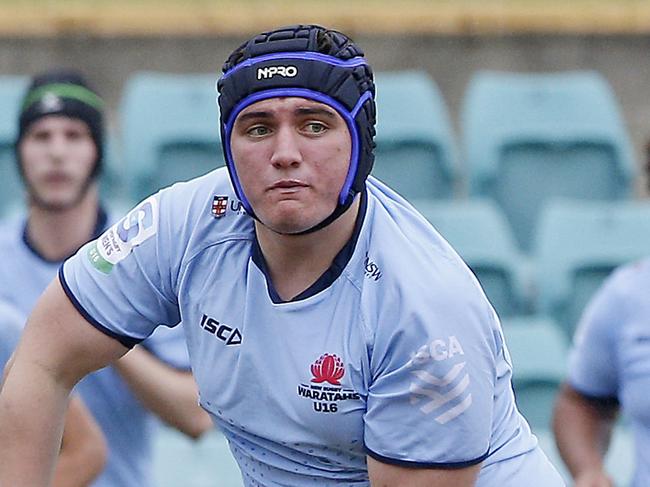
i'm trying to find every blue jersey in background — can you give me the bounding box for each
[0,212,191,487]
[569,258,650,487]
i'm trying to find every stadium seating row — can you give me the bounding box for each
[0,69,638,253]
[462,71,636,251]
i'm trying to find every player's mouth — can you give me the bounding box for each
[267,179,309,193]
[43,172,74,185]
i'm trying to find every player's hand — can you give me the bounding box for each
[574,468,615,487]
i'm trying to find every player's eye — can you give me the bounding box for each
[30,130,52,142]
[303,122,328,135]
[247,125,271,137]
[65,129,88,141]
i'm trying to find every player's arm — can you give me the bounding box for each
[367,457,480,487]
[114,346,212,439]
[0,278,128,486]
[53,396,107,487]
[553,269,627,487]
[553,383,618,487]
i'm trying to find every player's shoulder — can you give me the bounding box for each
[364,177,481,296]
[359,178,495,334]
[90,168,253,274]
[0,300,23,369]
[613,257,650,283]
[0,300,26,336]
[0,215,24,251]
[592,257,650,297]
[600,257,650,306]
[139,166,254,249]
[0,217,28,279]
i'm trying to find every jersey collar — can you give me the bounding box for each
[251,189,368,304]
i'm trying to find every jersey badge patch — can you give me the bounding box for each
[311,353,344,385]
[297,353,361,414]
[210,195,246,218]
[87,196,158,274]
[211,196,229,218]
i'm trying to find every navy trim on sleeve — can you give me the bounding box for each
[58,265,142,349]
[365,446,490,470]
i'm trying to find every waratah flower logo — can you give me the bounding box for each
[311,354,345,385]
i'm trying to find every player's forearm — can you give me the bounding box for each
[552,384,616,480]
[115,346,212,439]
[0,361,71,486]
[53,397,107,487]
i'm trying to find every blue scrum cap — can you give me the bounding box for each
[217,24,376,233]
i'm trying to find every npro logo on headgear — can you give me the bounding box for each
[257,65,298,80]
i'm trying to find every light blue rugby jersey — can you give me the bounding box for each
[0,301,25,371]
[0,209,190,487]
[62,167,564,486]
[569,259,650,487]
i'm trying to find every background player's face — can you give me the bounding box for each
[19,115,97,211]
[230,97,352,234]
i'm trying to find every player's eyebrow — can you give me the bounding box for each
[295,107,337,119]
[236,110,272,124]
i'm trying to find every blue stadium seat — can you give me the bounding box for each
[501,315,569,430]
[153,426,243,487]
[414,198,530,317]
[0,75,125,216]
[373,71,459,200]
[535,199,650,339]
[462,70,636,252]
[0,76,29,216]
[120,72,222,202]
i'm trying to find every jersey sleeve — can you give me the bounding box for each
[567,271,624,400]
[363,273,497,467]
[60,193,182,347]
[142,323,191,371]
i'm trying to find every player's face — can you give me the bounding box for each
[19,115,97,211]
[230,97,352,234]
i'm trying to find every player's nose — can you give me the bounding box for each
[270,126,302,169]
[45,133,68,161]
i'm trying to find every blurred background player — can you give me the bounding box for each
[553,256,650,487]
[0,299,107,486]
[0,26,564,486]
[0,69,212,487]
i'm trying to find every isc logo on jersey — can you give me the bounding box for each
[88,196,159,274]
[257,65,298,79]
